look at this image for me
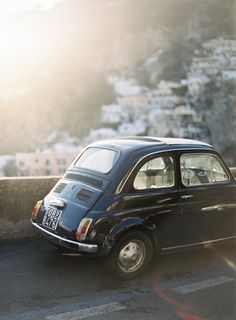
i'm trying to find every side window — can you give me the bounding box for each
[133,156,175,190]
[180,153,228,186]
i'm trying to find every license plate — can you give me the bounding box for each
[42,206,62,230]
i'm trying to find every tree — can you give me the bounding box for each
[3,162,18,177]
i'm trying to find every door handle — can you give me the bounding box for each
[181,195,194,199]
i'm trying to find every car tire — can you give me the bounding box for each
[106,231,153,280]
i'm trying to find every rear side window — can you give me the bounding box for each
[74,147,119,174]
[134,156,175,190]
[180,153,228,186]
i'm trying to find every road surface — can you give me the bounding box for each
[1,237,236,320]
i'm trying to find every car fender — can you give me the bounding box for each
[100,216,158,256]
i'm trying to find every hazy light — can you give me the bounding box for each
[0,0,62,25]
[0,0,63,85]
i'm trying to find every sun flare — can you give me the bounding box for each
[0,0,62,79]
[0,0,61,24]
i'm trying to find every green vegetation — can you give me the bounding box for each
[3,162,18,177]
[196,80,236,154]
[61,73,116,138]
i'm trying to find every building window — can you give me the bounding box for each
[45,159,50,165]
[57,158,66,165]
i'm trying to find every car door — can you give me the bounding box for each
[179,151,236,245]
[127,153,182,248]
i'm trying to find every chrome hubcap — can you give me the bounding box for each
[118,240,145,273]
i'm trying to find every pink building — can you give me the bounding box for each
[16,151,79,176]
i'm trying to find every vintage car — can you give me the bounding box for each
[32,137,236,279]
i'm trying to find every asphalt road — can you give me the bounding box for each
[1,237,236,320]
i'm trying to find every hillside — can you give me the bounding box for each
[0,0,235,154]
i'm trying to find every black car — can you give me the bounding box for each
[32,137,236,279]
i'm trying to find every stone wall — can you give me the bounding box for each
[1,167,236,240]
[0,176,60,240]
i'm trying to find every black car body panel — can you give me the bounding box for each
[32,137,236,258]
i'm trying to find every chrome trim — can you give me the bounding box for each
[202,203,236,213]
[155,137,212,147]
[162,235,236,252]
[31,221,98,253]
[181,195,194,199]
[116,150,175,194]
[49,198,65,208]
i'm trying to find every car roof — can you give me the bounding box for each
[89,136,213,152]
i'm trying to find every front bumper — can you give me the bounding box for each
[31,221,98,254]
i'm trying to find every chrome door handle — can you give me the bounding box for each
[181,195,194,199]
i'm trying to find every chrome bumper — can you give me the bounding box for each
[31,221,98,253]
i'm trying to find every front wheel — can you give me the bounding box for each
[107,231,153,280]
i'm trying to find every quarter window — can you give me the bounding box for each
[133,156,175,190]
[180,153,228,186]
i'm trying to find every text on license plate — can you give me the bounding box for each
[42,206,62,230]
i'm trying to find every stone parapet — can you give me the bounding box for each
[0,176,60,240]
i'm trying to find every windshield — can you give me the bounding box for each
[74,147,119,174]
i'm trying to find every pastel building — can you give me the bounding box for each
[16,151,78,176]
[203,38,236,54]
[190,57,220,77]
[117,95,150,109]
[101,104,130,125]
[182,75,209,96]
[87,128,118,142]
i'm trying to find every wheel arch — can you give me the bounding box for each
[100,217,159,256]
